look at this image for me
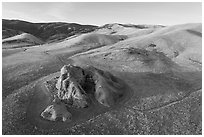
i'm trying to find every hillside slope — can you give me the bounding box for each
[94,23,163,36]
[2,19,98,42]
[72,23,201,72]
[2,23,202,135]
[2,33,44,49]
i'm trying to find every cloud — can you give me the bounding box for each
[2,2,75,22]
[2,2,202,25]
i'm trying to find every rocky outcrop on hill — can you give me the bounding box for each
[41,64,127,122]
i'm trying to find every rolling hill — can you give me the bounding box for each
[2,20,202,135]
[2,33,44,49]
[2,19,98,42]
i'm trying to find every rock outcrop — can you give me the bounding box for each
[56,64,88,108]
[93,70,124,107]
[41,64,126,122]
[40,98,72,122]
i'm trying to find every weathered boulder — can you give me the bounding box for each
[40,101,72,122]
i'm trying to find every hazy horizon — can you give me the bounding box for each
[2,2,202,26]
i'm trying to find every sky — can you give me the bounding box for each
[2,2,202,26]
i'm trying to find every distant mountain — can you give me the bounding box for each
[2,28,23,39]
[2,19,165,46]
[94,23,164,36]
[98,23,164,29]
[2,19,98,42]
[2,33,44,49]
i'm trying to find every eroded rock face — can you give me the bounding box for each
[56,65,85,91]
[56,64,88,108]
[93,71,125,107]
